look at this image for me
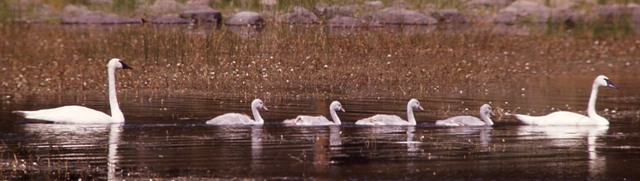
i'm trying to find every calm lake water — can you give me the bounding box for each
[1,74,639,180]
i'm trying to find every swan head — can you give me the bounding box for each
[252,99,268,111]
[480,104,494,117]
[330,101,345,112]
[595,75,617,89]
[409,99,424,111]
[108,58,133,70]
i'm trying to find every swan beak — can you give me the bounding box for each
[120,61,133,69]
[262,106,268,111]
[418,106,424,111]
[339,108,345,112]
[605,79,618,89]
[490,111,496,116]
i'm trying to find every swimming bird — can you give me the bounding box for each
[13,58,132,124]
[206,99,268,125]
[283,101,345,126]
[514,75,617,126]
[355,99,423,126]
[435,104,494,126]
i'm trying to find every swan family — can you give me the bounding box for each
[12,58,619,127]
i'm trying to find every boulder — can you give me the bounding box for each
[494,12,517,25]
[226,11,265,26]
[366,7,438,25]
[288,6,320,24]
[432,9,466,23]
[465,0,513,7]
[365,1,384,9]
[60,5,141,24]
[144,14,191,24]
[180,6,222,24]
[328,16,366,27]
[597,4,627,22]
[500,0,551,23]
[313,4,357,18]
[140,0,184,15]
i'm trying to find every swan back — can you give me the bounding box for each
[355,98,423,126]
[207,99,267,125]
[284,100,345,126]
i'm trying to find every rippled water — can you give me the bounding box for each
[1,75,640,180]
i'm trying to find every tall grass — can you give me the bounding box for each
[0,24,638,98]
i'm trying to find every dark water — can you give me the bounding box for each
[1,75,640,180]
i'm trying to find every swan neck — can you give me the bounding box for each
[108,66,124,122]
[481,114,494,126]
[587,84,599,119]
[407,104,416,125]
[252,106,263,124]
[330,109,341,125]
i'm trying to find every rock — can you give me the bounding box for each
[226,11,265,26]
[432,9,466,23]
[185,0,209,6]
[494,12,517,25]
[597,4,627,22]
[500,0,551,23]
[288,6,320,24]
[140,0,184,15]
[144,14,190,24]
[466,0,512,7]
[60,5,142,24]
[313,4,357,18]
[328,16,366,27]
[366,7,438,25]
[180,6,222,24]
[365,1,384,9]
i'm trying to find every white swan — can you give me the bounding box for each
[283,101,345,126]
[355,99,423,126]
[435,104,495,126]
[514,75,617,126]
[206,99,268,125]
[13,58,132,124]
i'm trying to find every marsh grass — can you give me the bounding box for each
[0,24,639,99]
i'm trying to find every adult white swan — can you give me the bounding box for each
[514,75,617,126]
[206,99,268,125]
[283,101,345,126]
[13,58,132,124]
[355,99,423,126]
[435,104,495,126]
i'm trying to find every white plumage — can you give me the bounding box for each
[283,101,345,126]
[13,58,132,124]
[514,75,617,126]
[206,99,268,125]
[436,104,494,127]
[355,99,423,126]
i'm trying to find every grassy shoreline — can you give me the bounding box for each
[1,23,638,99]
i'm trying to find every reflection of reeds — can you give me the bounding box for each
[0,24,637,98]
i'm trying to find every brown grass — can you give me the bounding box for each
[0,24,639,99]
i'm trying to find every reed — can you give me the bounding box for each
[0,24,638,99]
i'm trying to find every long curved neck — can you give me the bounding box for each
[252,106,263,124]
[480,113,494,126]
[587,83,606,123]
[330,108,341,125]
[407,104,416,125]
[108,67,124,123]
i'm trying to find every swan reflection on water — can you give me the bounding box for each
[517,125,609,178]
[21,123,123,180]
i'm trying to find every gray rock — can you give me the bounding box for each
[60,5,141,24]
[366,7,438,25]
[494,12,517,25]
[466,0,513,7]
[501,0,551,23]
[226,11,265,26]
[597,4,627,22]
[288,6,320,24]
[140,0,184,15]
[313,4,356,18]
[144,14,191,24]
[432,9,466,23]
[365,1,384,9]
[180,6,222,24]
[328,16,366,27]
